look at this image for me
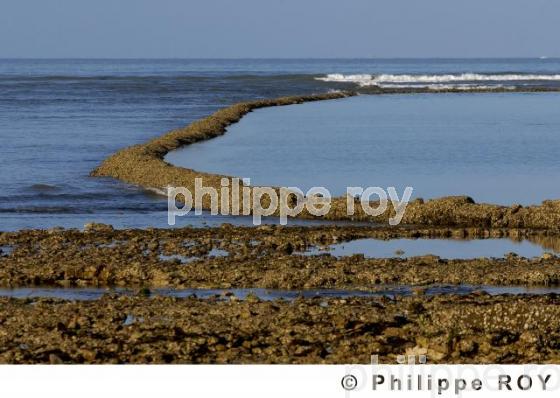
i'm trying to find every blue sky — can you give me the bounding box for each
[1,0,559,58]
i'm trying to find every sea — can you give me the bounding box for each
[2,58,560,231]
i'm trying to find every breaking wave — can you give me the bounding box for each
[315,73,560,89]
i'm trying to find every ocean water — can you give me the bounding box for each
[2,59,560,230]
[168,92,560,204]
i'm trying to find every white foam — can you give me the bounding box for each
[377,83,516,91]
[315,73,560,87]
[145,187,168,197]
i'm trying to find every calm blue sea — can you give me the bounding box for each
[2,59,560,230]
[168,92,560,204]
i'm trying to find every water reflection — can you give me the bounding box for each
[298,237,559,259]
[2,285,560,301]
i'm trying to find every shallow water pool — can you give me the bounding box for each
[298,237,559,259]
[1,285,560,301]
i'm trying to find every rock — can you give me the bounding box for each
[278,242,294,255]
[84,223,114,233]
[405,345,428,357]
[437,196,475,205]
[245,293,260,303]
[137,287,151,296]
[510,204,523,214]
[412,287,427,296]
[519,331,538,344]
[256,225,274,233]
[457,339,478,356]
[83,266,98,279]
[79,349,97,362]
[408,301,426,313]
[426,348,446,361]
[411,255,440,263]
[49,354,63,364]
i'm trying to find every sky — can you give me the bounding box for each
[1,0,559,58]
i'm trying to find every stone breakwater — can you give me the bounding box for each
[2,293,560,364]
[91,90,560,229]
[2,225,560,288]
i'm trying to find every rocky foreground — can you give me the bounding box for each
[2,224,560,364]
[1,293,560,364]
[1,224,560,288]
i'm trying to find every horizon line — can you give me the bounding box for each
[1,56,559,61]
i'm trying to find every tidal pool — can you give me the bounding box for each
[298,238,558,259]
[2,285,560,301]
[166,93,560,205]
[158,248,229,264]
[0,245,13,256]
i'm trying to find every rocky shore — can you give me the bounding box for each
[2,224,560,364]
[1,225,560,288]
[2,293,560,364]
